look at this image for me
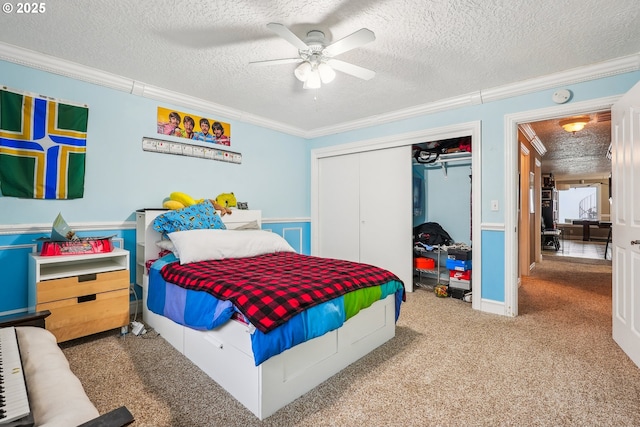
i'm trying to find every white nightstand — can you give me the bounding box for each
[27,248,130,342]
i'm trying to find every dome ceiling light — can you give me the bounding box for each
[559,116,591,134]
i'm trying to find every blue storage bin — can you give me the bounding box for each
[446,259,472,271]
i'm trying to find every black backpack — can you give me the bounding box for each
[413,222,453,246]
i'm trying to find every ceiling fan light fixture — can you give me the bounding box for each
[257,23,376,88]
[303,69,321,89]
[559,116,590,133]
[318,62,336,84]
[294,61,311,82]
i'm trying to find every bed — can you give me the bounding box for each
[139,203,405,420]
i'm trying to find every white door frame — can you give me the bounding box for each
[311,121,482,309]
[504,95,620,316]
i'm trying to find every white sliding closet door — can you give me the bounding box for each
[317,146,413,291]
[359,147,412,289]
[317,154,360,262]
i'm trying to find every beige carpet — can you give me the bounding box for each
[61,258,640,426]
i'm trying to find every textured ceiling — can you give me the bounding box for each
[1,0,639,136]
[527,111,612,178]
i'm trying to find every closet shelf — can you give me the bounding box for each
[413,151,471,177]
[414,245,449,286]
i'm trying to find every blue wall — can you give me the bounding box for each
[412,161,472,245]
[310,71,640,302]
[425,162,472,245]
[0,59,312,315]
[0,60,310,224]
[0,228,135,313]
[1,56,639,315]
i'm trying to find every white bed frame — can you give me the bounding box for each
[139,208,397,420]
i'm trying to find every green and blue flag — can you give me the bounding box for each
[0,88,88,199]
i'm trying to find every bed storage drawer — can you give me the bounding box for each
[184,326,260,413]
[340,294,395,349]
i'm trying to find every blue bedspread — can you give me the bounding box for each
[147,254,404,365]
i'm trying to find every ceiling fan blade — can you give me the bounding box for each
[326,59,376,80]
[249,58,302,66]
[266,23,309,51]
[323,28,375,57]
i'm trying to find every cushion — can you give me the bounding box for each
[168,229,295,264]
[156,239,176,253]
[16,326,99,427]
[153,200,226,235]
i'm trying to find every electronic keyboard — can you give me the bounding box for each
[0,327,32,426]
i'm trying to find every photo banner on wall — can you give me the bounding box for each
[0,87,88,199]
[157,106,231,146]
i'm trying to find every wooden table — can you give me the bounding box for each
[572,220,611,241]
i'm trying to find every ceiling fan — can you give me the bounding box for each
[250,23,376,89]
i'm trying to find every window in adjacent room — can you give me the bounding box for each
[558,186,598,223]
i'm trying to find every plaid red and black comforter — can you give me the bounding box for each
[160,251,403,333]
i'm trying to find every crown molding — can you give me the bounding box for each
[305,92,483,138]
[519,123,547,156]
[0,43,308,138]
[307,54,640,138]
[1,42,638,140]
[481,54,640,103]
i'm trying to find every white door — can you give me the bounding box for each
[317,154,360,263]
[611,80,640,368]
[317,147,413,290]
[359,147,413,289]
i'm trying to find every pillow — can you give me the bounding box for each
[153,200,226,235]
[168,229,295,264]
[234,220,260,230]
[156,239,176,252]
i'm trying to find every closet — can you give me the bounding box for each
[412,139,473,293]
[314,133,475,296]
[316,146,413,290]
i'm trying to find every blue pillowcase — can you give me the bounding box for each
[153,200,226,235]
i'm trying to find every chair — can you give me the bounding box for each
[588,222,612,259]
[541,217,561,251]
[542,229,562,251]
[604,226,612,259]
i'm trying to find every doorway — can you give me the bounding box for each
[522,114,613,265]
[504,95,620,316]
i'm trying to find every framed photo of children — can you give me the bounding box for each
[157,106,231,146]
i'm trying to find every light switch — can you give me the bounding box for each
[491,200,499,211]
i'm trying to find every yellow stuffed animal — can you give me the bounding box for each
[162,199,184,210]
[215,192,237,208]
[169,192,196,207]
[162,192,195,210]
[162,192,232,216]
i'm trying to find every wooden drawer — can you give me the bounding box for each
[28,250,131,343]
[36,269,128,304]
[37,288,130,342]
